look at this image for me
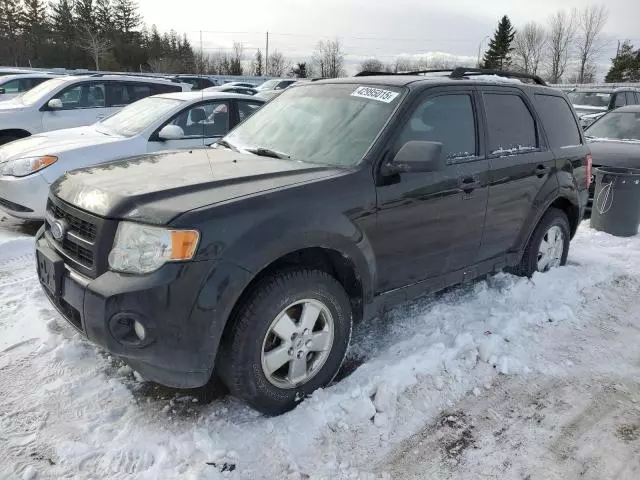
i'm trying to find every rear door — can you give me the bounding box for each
[477,87,555,261]
[41,81,107,131]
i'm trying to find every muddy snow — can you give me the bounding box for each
[1,222,640,479]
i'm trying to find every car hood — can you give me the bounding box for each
[52,148,344,224]
[588,140,640,169]
[0,126,126,162]
[574,106,607,117]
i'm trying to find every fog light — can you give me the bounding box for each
[133,320,146,341]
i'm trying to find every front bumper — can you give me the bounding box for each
[0,173,50,219]
[35,229,250,388]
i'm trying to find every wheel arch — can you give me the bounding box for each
[0,128,31,144]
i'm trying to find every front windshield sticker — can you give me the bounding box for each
[351,86,399,103]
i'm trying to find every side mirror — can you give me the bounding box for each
[157,124,185,141]
[385,141,445,174]
[47,98,63,110]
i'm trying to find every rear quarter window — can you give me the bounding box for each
[483,93,538,154]
[534,94,583,148]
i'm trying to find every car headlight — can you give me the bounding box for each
[0,155,57,177]
[108,222,200,274]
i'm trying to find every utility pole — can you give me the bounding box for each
[199,30,204,75]
[616,40,621,57]
[265,31,269,76]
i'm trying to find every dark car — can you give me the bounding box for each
[204,85,258,96]
[35,68,590,414]
[173,75,219,91]
[584,105,640,212]
[567,86,640,129]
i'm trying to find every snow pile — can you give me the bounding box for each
[1,224,640,479]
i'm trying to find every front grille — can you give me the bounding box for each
[43,287,82,331]
[49,201,97,241]
[44,196,116,279]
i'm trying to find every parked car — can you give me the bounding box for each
[35,68,589,414]
[173,75,219,90]
[222,81,258,88]
[204,85,258,96]
[567,87,640,129]
[256,78,298,91]
[0,74,189,145]
[0,73,61,101]
[584,105,640,212]
[0,92,265,219]
[0,67,47,77]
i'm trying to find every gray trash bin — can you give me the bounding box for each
[590,166,640,237]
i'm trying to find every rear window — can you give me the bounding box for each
[534,94,582,148]
[152,82,182,94]
[484,93,538,154]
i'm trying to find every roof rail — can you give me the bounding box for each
[449,67,547,85]
[355,67,547,86]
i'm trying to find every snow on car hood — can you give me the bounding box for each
[0,126,127,162]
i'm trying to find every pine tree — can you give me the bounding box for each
[0,0,23,65]
[605,41,640,83]
[482,15,516,70]
[51,0,76,67]
[94,0,112,35]
[74,0,95,30]
[252,49,263,76]
[21,0,49,65]
[112,0,140,35]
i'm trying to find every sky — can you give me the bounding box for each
[137,0,640,77]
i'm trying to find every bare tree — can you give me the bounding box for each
[393,56,415,73]
[313,39,345,78]
[229,42,244,75]
[359,58,385,73]
[78,26,111,71]
[267,51,289,76]
[576,5,608,83]
[546,9,577,83]
[513,22,547,75]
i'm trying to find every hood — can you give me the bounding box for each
[51,148,343,224]
[574,106,607,117]
[588,140,640,169]
[0,126,126,162]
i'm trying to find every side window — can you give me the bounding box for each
[28,78,49,90]
[107,82,133,107]
[395,93,477,159]
[169,101,230,138]
[238,101,263,122]
[53,82,106,109]
[625,92,637,105]
[614,93,626,108]
[484,93,538,155]
[1,79,21,93]
[129,83,152,102]
[152,83,181,94]
[534,94,582,148]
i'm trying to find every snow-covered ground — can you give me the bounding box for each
[1,222,640,479]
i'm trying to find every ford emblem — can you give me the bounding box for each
[51,220,67,242]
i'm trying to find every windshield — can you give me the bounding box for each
[257,79,280,90]
[224,83,403,167]
[98,96,183,137]
[18,77,69,105]
[585,111,640,141]
[567,91,611,110]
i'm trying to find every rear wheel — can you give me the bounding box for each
[513,208,570,277]
[218,268,352,415]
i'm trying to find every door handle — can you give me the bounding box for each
[535,164,550,177]
[458,177,481,193]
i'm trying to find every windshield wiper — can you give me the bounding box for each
[246,146,291,160]
[215,138,239,152]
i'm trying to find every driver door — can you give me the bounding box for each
[41,82,107,132]
[147,100,230,153]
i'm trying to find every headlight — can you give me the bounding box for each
[0,155,57,177]
[108,222,200,274]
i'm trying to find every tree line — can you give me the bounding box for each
[0,0,197,72]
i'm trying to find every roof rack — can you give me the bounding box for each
[355,67,547,86]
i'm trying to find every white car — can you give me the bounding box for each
[0,74,190,145]
[0,73,61,101]
[0,91,265,219]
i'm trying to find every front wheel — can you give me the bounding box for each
[513,208,571,277]
[218,269,353,415]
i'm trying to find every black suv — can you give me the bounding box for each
[35,68,590,414]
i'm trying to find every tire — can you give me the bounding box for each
[513,207,571,277]
[218,268,353,415]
